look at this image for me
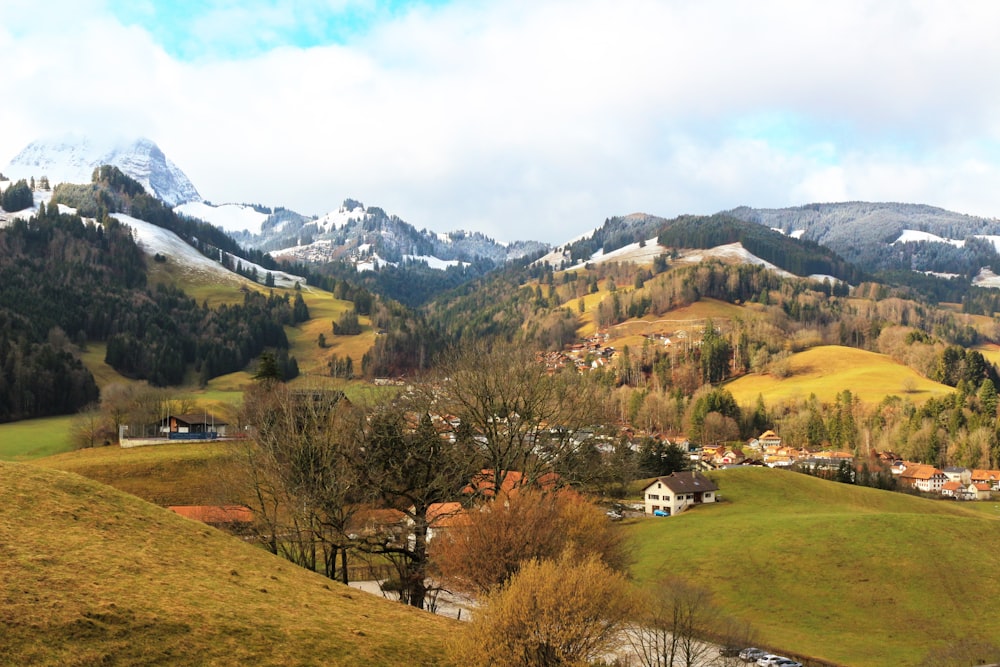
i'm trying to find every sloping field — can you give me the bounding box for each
[725,345,953,405]
[34,441,241,506]
[0,462,456,666]
[628,467,1000,666]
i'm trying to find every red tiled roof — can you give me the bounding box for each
[463,469,560,498]
[426,502,470,529]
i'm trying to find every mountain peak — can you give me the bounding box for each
[4,135,201,207]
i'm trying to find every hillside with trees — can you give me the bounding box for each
[0,202,308,421]
[728,201,1000,277]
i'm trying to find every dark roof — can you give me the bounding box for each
[650,471,719,494]
[168,413,228,426]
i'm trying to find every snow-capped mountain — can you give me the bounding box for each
[262,199,549,270]
[4,136,201,206]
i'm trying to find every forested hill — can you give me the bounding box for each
[0,204,307,423]
[727,202,1000,277]
[52,166,280,281]
[553,211,865,285]
[657,214,866,284]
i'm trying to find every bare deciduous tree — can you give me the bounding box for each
[436,340,605,494]
[627,576,719,667]
[237,382,364,583]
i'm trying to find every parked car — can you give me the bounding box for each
[720,646,741,657]
[740,648,766,662]
[756,656,789,666]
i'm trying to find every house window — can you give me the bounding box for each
[648,494,659,500]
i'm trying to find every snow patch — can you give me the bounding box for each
[678,242,796,278]
[175,201,269,234]
[895,229,965,248]
[973,268,1000,289]
[404,254,469,270]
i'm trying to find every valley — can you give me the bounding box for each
[5,143,1000,666]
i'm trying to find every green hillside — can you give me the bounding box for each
[0,461,456,666]
[628,467,1000,666]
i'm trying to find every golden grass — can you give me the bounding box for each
[977,342,1000,369]
[629,467,1000,666]
[725,345,953,405]
[0,462,456,666]
[34,441,242,506]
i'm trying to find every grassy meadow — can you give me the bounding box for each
[0,415,76,460]
[725,345,954,405]
[628,467,1000,666]
[0,461,456,666]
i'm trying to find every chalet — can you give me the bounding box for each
[420,502,471,542]
[971,469,1000,491]
[941,481,963,498]
[642,471,718,516]
[159,413,228,439]
[758,430,782,448]
[710,447,744,466]
[971,483,993,500]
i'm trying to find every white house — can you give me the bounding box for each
[643,471,719,516]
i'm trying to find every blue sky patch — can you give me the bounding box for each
[107,0,451,61]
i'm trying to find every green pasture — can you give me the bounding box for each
[0,415,75,460]
[627,467,1000,666]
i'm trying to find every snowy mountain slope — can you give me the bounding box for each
[175,201,270,234]
[112,213,305,289]
[5,136,201,206]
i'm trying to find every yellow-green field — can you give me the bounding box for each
[725,345,954,405]
[628,467,1000,666]
[0,462,456,666]
[977,343,1000,369]
[288,286,376,378]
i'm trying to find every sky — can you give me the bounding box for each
[2,0,1000,244]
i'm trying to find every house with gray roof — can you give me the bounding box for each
[642,471,719,516]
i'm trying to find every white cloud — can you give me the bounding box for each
[3,0,1000,244]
